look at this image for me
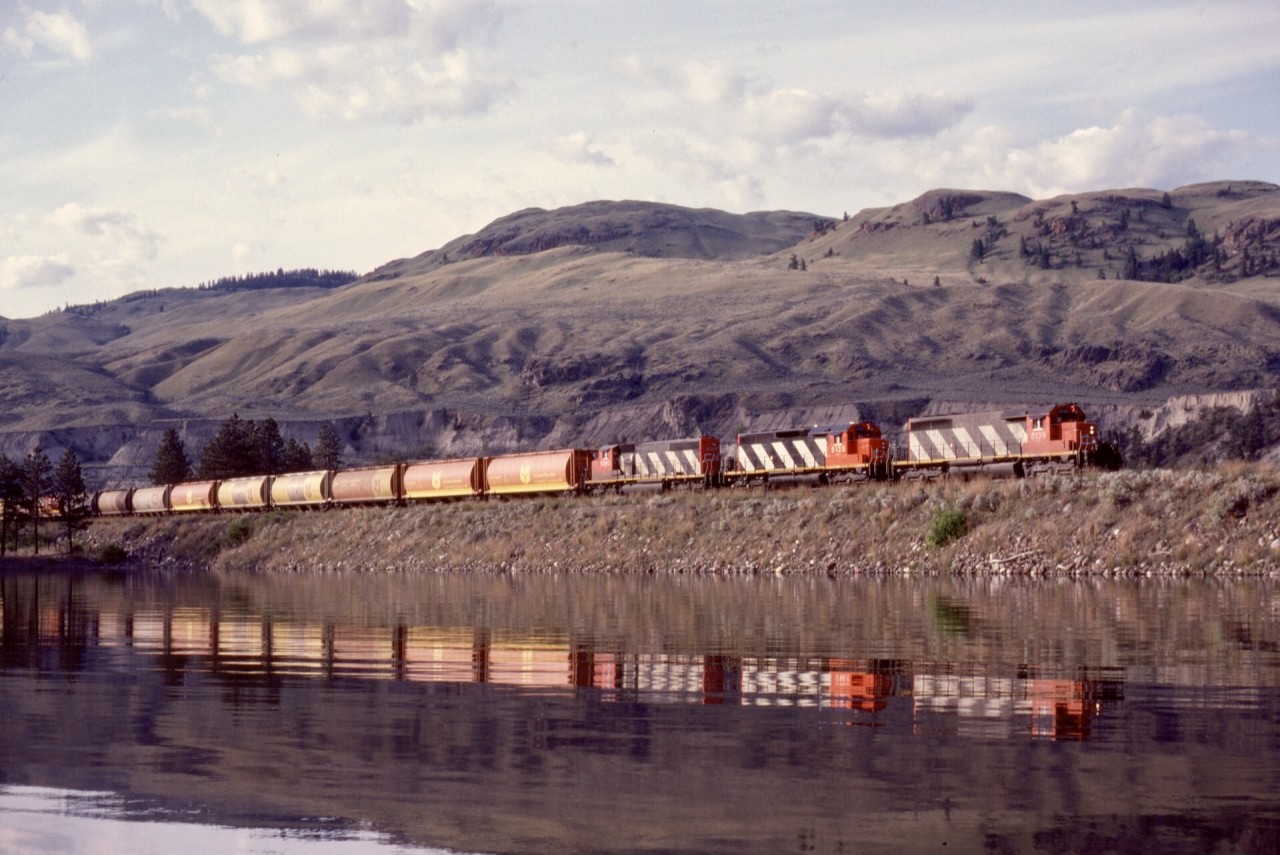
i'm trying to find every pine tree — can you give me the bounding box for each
[24,448,52,556]
[197,414,258,479]
[281,438,314,473]
[149,428,193,485]
[0,454,24,557]
[254,418,286,473]
[315,423,344,470]
[1123,245,1140,280]
[52,448,88,555]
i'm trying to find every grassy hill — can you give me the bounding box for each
[2,185,1279,486]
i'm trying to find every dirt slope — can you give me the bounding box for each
[3,185,1279,486]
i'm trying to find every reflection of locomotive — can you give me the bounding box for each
[91,402,1120,517]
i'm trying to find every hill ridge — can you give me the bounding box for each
[3,183,1280,485]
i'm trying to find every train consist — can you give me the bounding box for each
[91,402,1118,517]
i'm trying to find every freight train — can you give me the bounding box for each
[91,402,1119,517]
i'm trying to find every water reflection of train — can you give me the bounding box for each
[5,595,1123,742]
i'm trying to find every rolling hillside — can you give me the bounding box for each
[2,184,1279,486]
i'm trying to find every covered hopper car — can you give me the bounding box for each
[131,485,171,515]
[92,488,133,516]
[486,449,593,497]
[271,470,333,508]
[170,480,218,513]
[217,476,271,511]
[402,458,485,501]
[331,465,403,506]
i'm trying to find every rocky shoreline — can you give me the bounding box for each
[31,465,1276,579]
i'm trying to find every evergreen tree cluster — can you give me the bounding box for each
[1016,202,1278,283]
[197,268,359,293]
[150,420,344,485]
[194,416,316,480]
[0,447,89,556]
[1119,218,1227,283]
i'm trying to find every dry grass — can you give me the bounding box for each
[4,185,1280,455]
[78,463,1280,577]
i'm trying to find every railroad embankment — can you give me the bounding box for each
[57,465,1280,578]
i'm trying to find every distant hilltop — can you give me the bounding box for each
[2,180,1279,487]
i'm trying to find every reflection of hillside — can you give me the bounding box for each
[3,571,1280,855]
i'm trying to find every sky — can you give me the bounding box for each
[1,0,1278,319]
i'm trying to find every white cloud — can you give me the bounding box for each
[992,110,1263,197]
[620,55,751,106]
[3,8,93,62]
[192,0,407,43]
[550,133,615,168]
[738,88,972,145]
[741,88,846,145]
[851,108,1271,207]
[622,55,971,146]
[846,91,975,140]
[46,203,160,263]
[164,104,216,130]
[139,0,182,24]
[213,45,512,122]
[629,133,766,210]
[232,241,262,265]
[190,0,501,49]
[1,255,75,291]
[200,0,510,124]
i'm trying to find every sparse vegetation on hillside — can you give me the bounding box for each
[1116,392,1280,468]
[1016,203,1278,283]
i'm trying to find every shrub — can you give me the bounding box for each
[1207,479,1274,522]
[97,543,128,564]
[926,505,968,549]
[227,516,256,547]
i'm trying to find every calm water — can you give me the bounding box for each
[2,568,1279,855]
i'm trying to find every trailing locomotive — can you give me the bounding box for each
[897,403,1115,479]
[728,421,890,487]
[88,402,1119,517]
[591,436,722,493]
